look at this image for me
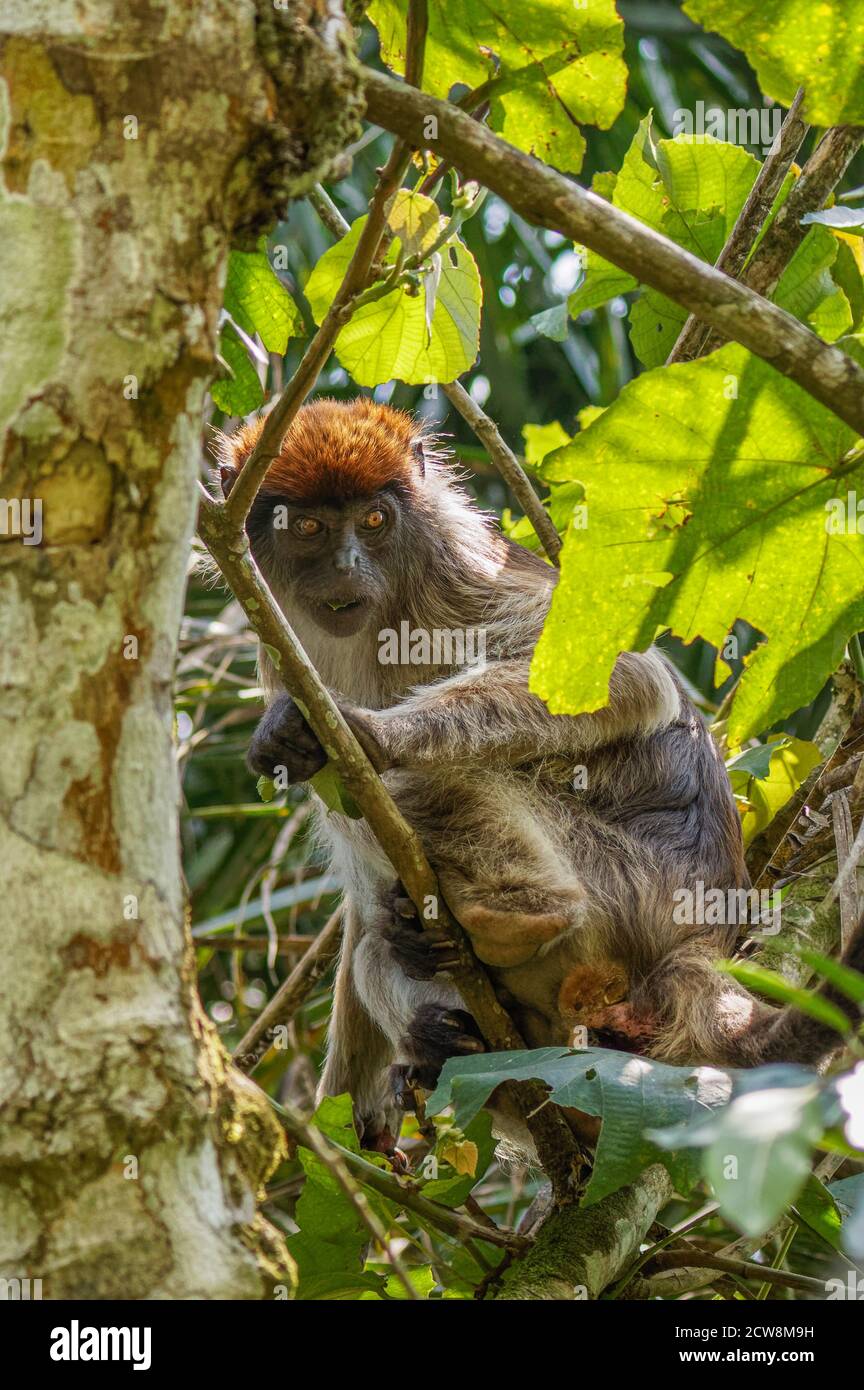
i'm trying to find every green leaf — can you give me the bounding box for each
[652,1076,827,1236]
[256,774,276,803]
[421,1110,496,1208]
[684,0,864,125]
[305,190,482,386]
[286,1095,392,1300]
[529,302,570,341]
[426,1045,735,1206]
[798,947,864,1005]
[530,343,864,743]
[224,250,303,354]
[775,226,852,343]
[727,737,821,847]
[722,961,853,1037]
[368,0,626,173]
[570,118,761,363]
[310,763,363,820]
[794,1173,845,1251]
[724,742,776,781]
[522,420,572,466]
[211,321,263,416]
[569,120,849,364]
[829,1172,864,1259]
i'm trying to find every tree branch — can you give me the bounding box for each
[692,121,864,359]
[490,1165,673,1299]
[274,1099,530,1252]
[667,89,809,365]
[442,380,562,566]
[646,1248,827,1296]
[362,67,864,437]
[233,906,344,1071]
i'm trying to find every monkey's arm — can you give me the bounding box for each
[347,648,681,770]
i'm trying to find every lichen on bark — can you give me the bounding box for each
[0,0,362,1300]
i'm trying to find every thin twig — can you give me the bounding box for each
[233,907,344,1071]
[309,183,350,239]
[442,380,562,566]
[648,1248,827,1295]
[667,89,808,365]
[362,67,864,437]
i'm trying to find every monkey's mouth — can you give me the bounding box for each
[323,598,364,613]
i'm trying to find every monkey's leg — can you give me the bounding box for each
[317,904,403,1153]
[362,886,485,1106]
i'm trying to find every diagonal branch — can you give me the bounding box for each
[690,120,864,360]
[233,906,344,1071]
[362,67,864,437]
[442,380,562,566]
[667,88,809,365]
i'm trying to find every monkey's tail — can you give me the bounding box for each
[641,918,864,1070]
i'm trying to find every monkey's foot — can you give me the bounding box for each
[393,1004,485,1104]
[380,884,460,981]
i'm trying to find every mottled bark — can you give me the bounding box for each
[0,0,361,1299]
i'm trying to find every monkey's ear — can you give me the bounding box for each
[411,437,426,478]
[219,465,239,498]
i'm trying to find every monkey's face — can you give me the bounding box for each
[247,488,403,637]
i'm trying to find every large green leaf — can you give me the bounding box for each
[368,0,625,173]
[286,1095,391,1300]
[224,249,302,355]
[531,343,864,742]
[569,119,851,365]
[684,0,864,125]
[426,1045,734,1206]
[569,119,759,353]
[650,1070,830,1236]
[305,190,482,386]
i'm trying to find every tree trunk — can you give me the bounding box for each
[0,0,361,1298]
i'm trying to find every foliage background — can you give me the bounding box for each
[178,1,864,1295]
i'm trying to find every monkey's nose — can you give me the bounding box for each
[333,544,360,574]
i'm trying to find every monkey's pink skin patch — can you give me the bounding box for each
[587,1002,658,1054]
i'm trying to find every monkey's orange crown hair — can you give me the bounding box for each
[219,398,425,507]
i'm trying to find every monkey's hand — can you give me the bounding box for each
[247,694,327,783]
[380,884,460,980]
[391,1004,485,1105]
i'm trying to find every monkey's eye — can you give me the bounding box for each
[362,507,388,531]
[294,516,323,538]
